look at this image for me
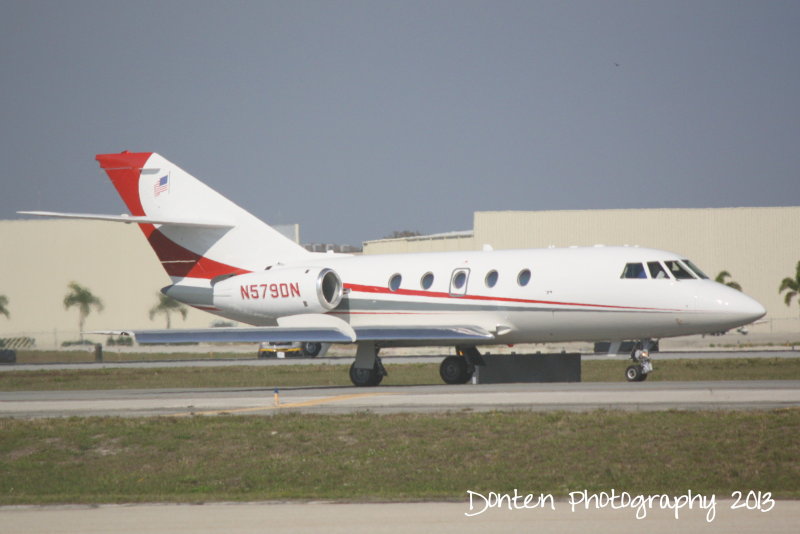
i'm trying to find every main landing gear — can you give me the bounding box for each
[349,360,386,387]
[349,342,387,387]
[348,343,487,387]
[625,341,655,382]
[439,346,485,385]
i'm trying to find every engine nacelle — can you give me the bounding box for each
[213,267,343,318]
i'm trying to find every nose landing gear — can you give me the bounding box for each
[626,341,654,382]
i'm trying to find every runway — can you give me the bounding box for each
[2,381,799,418]
[3,500,799,534]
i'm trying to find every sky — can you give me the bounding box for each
[1,0,798,245]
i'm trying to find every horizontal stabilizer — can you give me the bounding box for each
[18,211,233,229]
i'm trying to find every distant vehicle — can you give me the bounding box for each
[257,341,326,358]
[22,152,766,385]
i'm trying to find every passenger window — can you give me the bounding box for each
[621,263,647,279]
[453,271,467,289]
[647,261,669,279]
[664,260,695,280]
[449,268,470,296]
[517,269,531,286]
[485,270,498,288]
[389,273,402,291]
[420,272,434,290]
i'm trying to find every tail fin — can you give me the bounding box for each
[95,152,309,281]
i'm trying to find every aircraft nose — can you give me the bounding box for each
[718,287,766,324]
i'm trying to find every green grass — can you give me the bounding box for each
[1,410,798,504]
[582,357,800,382]
[2,358,800,391]
[13,349,257,364]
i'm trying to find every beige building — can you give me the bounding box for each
[364,207,800,336]
[2,220,180,348]
[1,206,798,348]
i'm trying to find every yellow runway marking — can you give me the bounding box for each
[170,392,394,417]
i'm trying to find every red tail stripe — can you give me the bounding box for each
[147,227,250,279]
[96,152,152,217]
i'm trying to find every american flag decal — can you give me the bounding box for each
[154,175,170,196]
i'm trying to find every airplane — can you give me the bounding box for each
[21,152,766,385]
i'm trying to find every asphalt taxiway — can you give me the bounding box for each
[2,381,799,418]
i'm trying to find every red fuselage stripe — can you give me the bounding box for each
[343,283,678,312]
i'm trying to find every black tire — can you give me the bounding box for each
[440,356,471,384]
[349,362,383,387]
[302,342,322,358]
[625,364,643,382]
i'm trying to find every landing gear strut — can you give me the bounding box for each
[626,341,654,382]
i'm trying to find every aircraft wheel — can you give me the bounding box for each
[302,342,322,357]
[440,356,471,384]
[349,362,383,387]
[625,365,644,382]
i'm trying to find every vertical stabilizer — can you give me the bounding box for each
[95,152,309,281]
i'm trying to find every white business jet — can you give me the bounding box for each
[22,152,766,385]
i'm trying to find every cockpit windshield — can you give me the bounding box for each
[647,261,668,279]
[622,259,710,280]
[621,263,647,279]
[682,259,709,279]
[664,260,695,280]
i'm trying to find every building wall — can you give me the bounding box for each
[0,220,225,348]
[363,232,475,255]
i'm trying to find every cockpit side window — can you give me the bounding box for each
[682,259,709,279]
[647,261,669,279]
[664,260,695,280]
[621,263,647,279]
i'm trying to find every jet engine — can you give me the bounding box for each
[212,267,343,317]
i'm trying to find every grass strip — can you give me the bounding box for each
[12,350,259,364]
[1,358,800,391]
[0,409,798,505]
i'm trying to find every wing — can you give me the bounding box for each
[89,324,493,345]
[94,326,356,344]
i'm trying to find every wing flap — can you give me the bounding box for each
[353,325,494,342]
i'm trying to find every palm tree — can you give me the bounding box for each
[0,295,9,319]
[715,270,742,291]
[149,293,188,329]
[779,261,800,318]
[63,282,104,339]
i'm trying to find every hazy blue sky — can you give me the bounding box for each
[2,1,798,245]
